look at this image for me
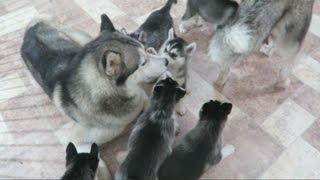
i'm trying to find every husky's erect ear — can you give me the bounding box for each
[100,14,116,32]
[175,87,186,101]
[168,28,174,40]
[120,28,128,35]
[66,142,78,164]
[100,51,122,77]
[146,47,157,55]
[90,143,99,157]
[185,42,197,56]
[220,103,232,115]
[138,31,147,43]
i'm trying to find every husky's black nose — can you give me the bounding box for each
[165,58,169,66]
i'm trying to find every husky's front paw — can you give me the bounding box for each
[259,43,273,57]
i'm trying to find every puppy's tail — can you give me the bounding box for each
[162,0,177,12]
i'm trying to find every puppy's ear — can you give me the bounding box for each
[138,31,147,43]
[66,142,77,164]
[100,51,122,76]
[90,143,99,157]
[120,28,128,35]
[220,103,232,115]
[146,47,157,55]
[185,42,197,56]
[168,28,174,40]
[100,14,116,32]
[175,87,186,100]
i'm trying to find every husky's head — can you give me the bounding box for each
[152,75,186,107]
[161,29,196,67]
[199,100,232,165]
[79,14,168,86]
[62,143,99,180]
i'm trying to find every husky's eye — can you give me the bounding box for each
[141,59,147,66]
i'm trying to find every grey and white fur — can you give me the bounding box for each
[179,0,238,33]
[158,100,232,180]
[209,0,314,88]
[159,28,196,116]
[129,0,177,51]
[61,143,99,180]
[115,76,186,180]
[21,14,168,146]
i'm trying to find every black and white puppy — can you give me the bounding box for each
[129,0,177,51]
[159,28,196,116]
[158,100,232,180]
[61,143,99,180]
[115,76,186,180]
[179,0,238,33]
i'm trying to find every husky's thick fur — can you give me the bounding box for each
[209,0,314,88]
[61,143,99,180]
[115,76,186,180]
[129,0,177,51]
[179,0,238,33]
[159,28,196,116]
[21,14,168,146]
[158,100,232,180]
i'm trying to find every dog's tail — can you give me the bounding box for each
[162,0,177,12]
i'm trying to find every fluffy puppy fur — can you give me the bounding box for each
[209,0,314,88]
[158,100,232,180]
[179,0,238,33]
[61,143,99,180]
[129,0,177,51]
[115,76,186,180]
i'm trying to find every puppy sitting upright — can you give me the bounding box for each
[159,28,196,116]
[129,0,177,51]
[179,0,238,33]
[61,143,99,180]
[158,100,232,180]
[115,76,186,180]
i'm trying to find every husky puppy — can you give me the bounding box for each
[208,0,314,88]
[179,0,238,33]
[21,14,168,146]
[158,100,232,180]
[61,143,99,180]
[115,76,186,180]
[129,0,177,51]
[159,28,196,116]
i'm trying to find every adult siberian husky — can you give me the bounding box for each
[21,14,168,146]
[209,0,314,88]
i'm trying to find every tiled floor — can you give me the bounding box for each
[0,0,320,179]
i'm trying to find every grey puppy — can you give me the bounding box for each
[61,143,99,180]
[158,100,232,180]
[179,0,238,33]
[21,14,168,146]
[129,0,177,51]
[115,76,186,180]
[209,0,314,88]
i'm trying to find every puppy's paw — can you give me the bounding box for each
[259,44,273,57]
[179,24,189,34]
[176,106,187,116]
[221,144,235,159]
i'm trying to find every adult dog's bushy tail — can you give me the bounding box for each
[162,0,177,12]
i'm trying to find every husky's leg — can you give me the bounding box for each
[275,40,300,89]
[180,1,200,33]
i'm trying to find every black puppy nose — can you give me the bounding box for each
[165,58,169,66]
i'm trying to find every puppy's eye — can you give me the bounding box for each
[141,59,147,66]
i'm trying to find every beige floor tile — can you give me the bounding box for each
[261,99,316,147]
[0,6,39,36]
[261,138,320,179]
[294,55,320,91]
[310,14,320,37]
[73,0,125,23]
[0,73,27,103]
